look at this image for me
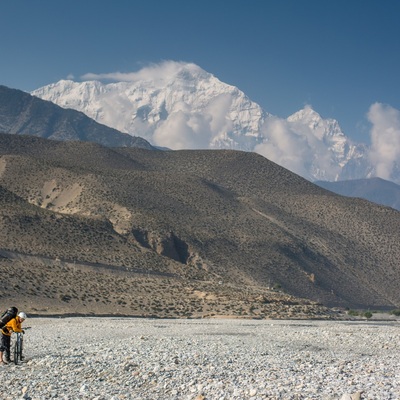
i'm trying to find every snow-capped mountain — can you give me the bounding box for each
[284,107,371,181]
[31,61,387,183]
[32,63,269,152]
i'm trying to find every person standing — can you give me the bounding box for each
[0,311,27,364]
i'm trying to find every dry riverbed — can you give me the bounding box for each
[1,317,399,399]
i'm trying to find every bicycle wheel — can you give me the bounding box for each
[20,335,24,360]
[13,334,21,365]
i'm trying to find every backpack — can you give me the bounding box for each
[0,307,18,329]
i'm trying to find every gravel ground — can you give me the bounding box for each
[1,317,399,400]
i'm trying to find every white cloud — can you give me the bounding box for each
[206,93,234,134]
[81,60,200,84]
[254,115,340,180]
[152,94,235,150]
[368,103,400,179]
[153,110,213,150]
[254,117,312,178]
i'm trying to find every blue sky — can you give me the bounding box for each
[1,0,399,144]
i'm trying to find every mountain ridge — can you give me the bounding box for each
[31,61,391,183]
[316,177,400,211]
[0,85,154,149]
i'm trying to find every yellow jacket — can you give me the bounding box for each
[2,317,23,336]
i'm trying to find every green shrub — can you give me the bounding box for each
[347,309,359,316]
[364,311,373,319]
[273,283,282,290]
[390,309,400,316]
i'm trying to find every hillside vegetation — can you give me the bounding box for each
[1,133,399,317]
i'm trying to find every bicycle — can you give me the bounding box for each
[12,327,30,365]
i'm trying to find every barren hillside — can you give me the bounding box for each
[1,133,399,316]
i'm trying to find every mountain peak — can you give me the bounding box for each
[32,62,267,152]
[29,62,399,184]
[288,105,321,121]
[288,105,345,139]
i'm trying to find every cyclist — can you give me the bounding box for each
[0,311,27,364]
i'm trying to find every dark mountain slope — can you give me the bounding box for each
[0,132,147,171]
[1,134,399,313]
[316,177,400,211]
[0,85,153,149]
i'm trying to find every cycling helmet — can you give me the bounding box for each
[18,312,27,320]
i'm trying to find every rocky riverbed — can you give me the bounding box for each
[1,317,399,399]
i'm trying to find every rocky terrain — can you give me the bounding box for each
[0,249,337,319]
[2,317,399,399]
[0,132,399,317]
